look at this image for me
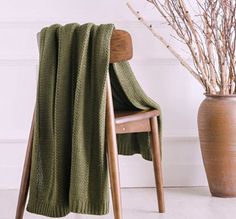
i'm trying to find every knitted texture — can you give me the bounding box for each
[26,23,161,217]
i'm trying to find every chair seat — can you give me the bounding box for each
[114,109,160,135]
[114,109,160,124]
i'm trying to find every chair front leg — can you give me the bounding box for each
[106,73,122,219]
[15,112,35,219]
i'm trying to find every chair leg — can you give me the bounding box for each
[150,116,165,213]
[106,128,122,219]
[15,114,35,219]
[106,73,122,219]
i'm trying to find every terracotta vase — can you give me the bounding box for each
[198,94,236,197]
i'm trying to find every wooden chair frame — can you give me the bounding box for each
[15,29,165,219]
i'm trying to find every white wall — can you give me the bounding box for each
[0,0,207,189]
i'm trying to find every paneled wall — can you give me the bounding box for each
[0,0,207,189]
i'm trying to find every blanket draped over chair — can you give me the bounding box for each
[27,23,161,217]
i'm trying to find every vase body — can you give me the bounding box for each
[198,95,236,197]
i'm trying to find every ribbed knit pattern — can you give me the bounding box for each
[27,23,161,218]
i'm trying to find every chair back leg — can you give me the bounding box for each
[15,113,35,219]
[106,73,122,219]
[150,116,165,213]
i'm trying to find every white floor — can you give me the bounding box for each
[1,187,236,219]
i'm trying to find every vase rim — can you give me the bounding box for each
[204,93,236,97]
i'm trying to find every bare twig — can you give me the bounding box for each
[127,2,205,87]
[127,0,236,95]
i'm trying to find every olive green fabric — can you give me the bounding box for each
[27,23,161,217]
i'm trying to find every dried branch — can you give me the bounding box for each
[127,0,236,95]
[127,2,205,87]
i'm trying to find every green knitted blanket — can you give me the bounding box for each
[27,23,161,217]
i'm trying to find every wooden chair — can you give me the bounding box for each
[15,29,165,219]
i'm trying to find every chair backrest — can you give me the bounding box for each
[37,29,133,63]
[110,30,133,63]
